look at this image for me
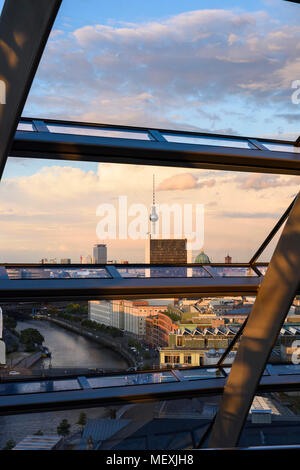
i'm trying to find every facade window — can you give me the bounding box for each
[184,355,192,364]
[164,355,180,364]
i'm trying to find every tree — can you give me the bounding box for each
[3,315,17,331]
[57,418,71,437]
[19,328,44,352]
[77,412,87,431]
[47,307,59,316]
[66,303,87,315]
[2,440,16,450]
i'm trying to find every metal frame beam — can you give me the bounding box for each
[1,366,300,416]
[0,275,262,302]
[10,129,300,176]
[249,197,296,265]
[0,0,61,179]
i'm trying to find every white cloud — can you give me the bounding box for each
[25,7,300,132]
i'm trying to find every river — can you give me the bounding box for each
[0,319,128,449]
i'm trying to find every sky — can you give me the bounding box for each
[0,0,300,263]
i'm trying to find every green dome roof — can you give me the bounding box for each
[195,249,210,264]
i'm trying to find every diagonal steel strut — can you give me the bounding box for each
[209,191,300,448]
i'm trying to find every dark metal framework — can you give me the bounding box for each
[1,363,300,416]
[8,117,300,176]
[209,193,300,448]
[0,262,267,301]
[0,1,62,179]
[0,0,300,451]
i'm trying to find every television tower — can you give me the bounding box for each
[149,174,159,237]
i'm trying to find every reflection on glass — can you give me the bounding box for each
[0,266,9,279]
[204,266,257,277]
[163,134,251,148]
[17,122,34,132]
[256,265,268,276]
[87,372,176,388]
[117,266,210,278]
[267,364,300,376]
[180,368,225,380]
[47,125,150,140]
[261,142,300,153]
[6,267,110,280]
[0,379,80,396]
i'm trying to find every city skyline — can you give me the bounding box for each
[1,1,300,263]
[0,161,298,263]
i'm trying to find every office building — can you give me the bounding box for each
[80,255,92,264]
[88,300,124,330]
[145,313,178,348]
[146,238,188,264]
[93,244,107,264]
[225,254,232,264]
[88,299,169,339]
[40,258,57,264]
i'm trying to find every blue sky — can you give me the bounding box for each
[21,0,300,138]
[52,0,299,28]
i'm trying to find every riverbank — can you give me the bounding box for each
[40,315,136,368]
[14,318,129,371]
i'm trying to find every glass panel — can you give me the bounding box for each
[23,0,300,141]
[0,379,80,396]
[87,371,175,389]
[256,265,268,276]
[17,122,34,132]
[47,125,150,140]
[1,158,298,264]
[180,368,225,380]
[117,266,210,278]
[163,134,251,148]
[204,266,257,277]
[2,296,250,380]
[267,364,300,376]
[239,295,300,447]
[225,367,269,377]
[6,267,110,279]
[240,392,300,447]
[255,220,287,264]
[0,396,221,450]
[261,142,300,153]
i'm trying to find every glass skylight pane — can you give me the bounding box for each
[17,122,34,131]
[6,267,110,279]
[204,266,257,277]
[180,368,225,380]
[267,364,300,376]
[0,379,80,396]
[163,134,251,148]
[117,266,210,278]
[47,125,150,140]
[256,265,268,276]
[261,142,300,153]
[87,372,176,389]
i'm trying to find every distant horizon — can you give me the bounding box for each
[1,1,299,263]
